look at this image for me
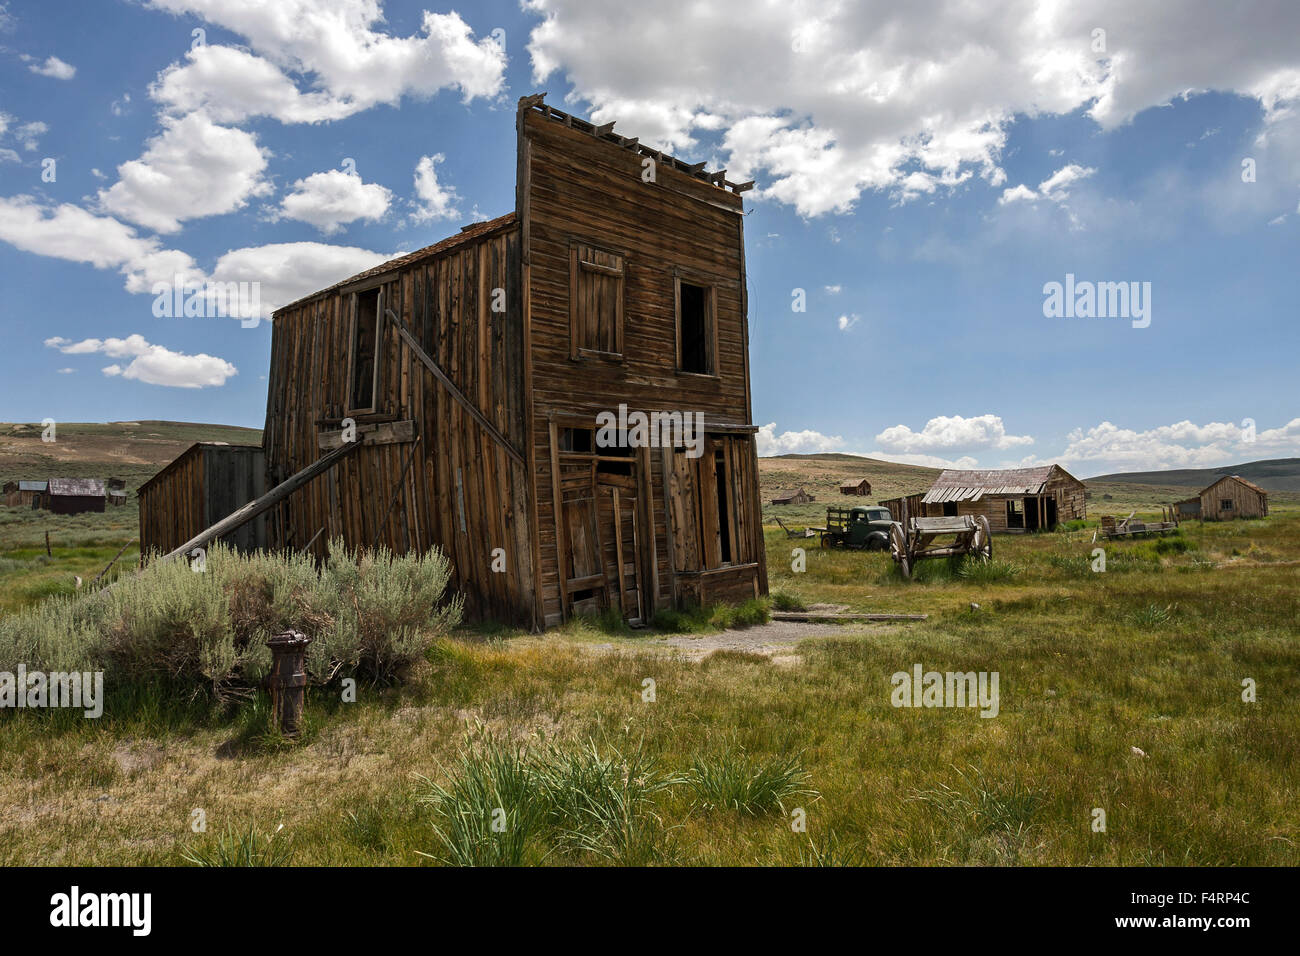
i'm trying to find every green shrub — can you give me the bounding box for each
[180,822,294,867]
[687,743,816,815]
[769,590,807,612]
[0,539,461,706]
[955,557,1022,583]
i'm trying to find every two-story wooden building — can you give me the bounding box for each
[141,95,768,630]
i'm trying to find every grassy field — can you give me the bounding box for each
[2,427,1296,866]
[1,504,1296,866]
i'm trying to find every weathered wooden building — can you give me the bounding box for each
[916,465,1086,532]
[770,488,814,505]
[143,95,768,628]
[1175,475,1269,521]
[44,478,106,515]
[138,443,268,554]
[3,480,45,508]
[839,477,871,496]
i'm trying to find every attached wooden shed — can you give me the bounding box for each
[919,465,1086,532]
[839,477,871,496]
[138,443,268,555]
[1176,475,1268,521]
[770,488,814,505]
[44,478,105,514]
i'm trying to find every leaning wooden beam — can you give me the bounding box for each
[158,439,361,564]
[385,308,525,466]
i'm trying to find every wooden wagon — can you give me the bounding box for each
[1096,510,1179,541]
[888,515,992,578]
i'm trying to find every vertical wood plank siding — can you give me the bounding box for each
[262,220,536,626]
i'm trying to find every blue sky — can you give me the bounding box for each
[0,0,1297,476]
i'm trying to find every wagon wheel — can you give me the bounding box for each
[971,514,993,562]
[889,521,911,578]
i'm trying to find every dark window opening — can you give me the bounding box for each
[1006,499,1024,528]
[714,449,732,563]
[560,427,593,453]
[572,587,599,602]
[597,460,633,477]
[679,281,711,374]
[350,288,380,410]
[1220,499,1233,511]
[942,502,958,517]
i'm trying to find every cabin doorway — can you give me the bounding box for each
[555,426,645,623]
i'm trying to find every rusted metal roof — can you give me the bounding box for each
[48,478,105,497]
[923,465,1062,504]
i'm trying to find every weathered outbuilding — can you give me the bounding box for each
[770,488,814,505]
[3,480,46,508]
[45,478,106,514]
[1174,475,1268,521]
[839,477,871,496]
[918,465,1086,532]
[142,95,767,628]
[138,443,268,554]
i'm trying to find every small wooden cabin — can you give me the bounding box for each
[138,443,268,554]
[143,95,767,629]
[918,465,1085,532]
[1175,475,1268,521]
[839,477,871,496]
[770,488,814,505]
[3,480,46,508]
[44,478,105,514]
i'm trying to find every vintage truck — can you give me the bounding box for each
[815,505,894,550]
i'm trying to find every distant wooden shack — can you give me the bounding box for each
[138,443,268,554]
[770,488,814,505]
[1175,475,1268,521]
[839,477,871,496]
[918,465,1085,532]
[3,480,46,508]
[140,95,767,629]
[45,478,106,514]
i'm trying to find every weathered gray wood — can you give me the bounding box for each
[385,308,525,466]
[158,440,361,564]
[317,419,416,451]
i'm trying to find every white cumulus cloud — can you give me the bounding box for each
[756,422,845,456]
[45,333,237,388]
[278,168,392,234]
[875,414,1034,453]
[29,55,75,80]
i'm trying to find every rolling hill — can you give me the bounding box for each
[1085,458,1300,492]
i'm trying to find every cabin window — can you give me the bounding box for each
[569,242,624,359]
[942,502,958,517]
[1220,499,1233,512]
[349,288,383,412]
[560,427,594,453]
[1006,499,1024,528]
[675,276,716,375]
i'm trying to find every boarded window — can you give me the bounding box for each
[676,279,715,374]
[669,436,757,573]
[570,242,624,358]
[349,288,382,411]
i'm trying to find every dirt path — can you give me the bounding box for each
[647,619,870,664]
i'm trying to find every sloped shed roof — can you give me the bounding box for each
[923,465,1071,504]
[1202,474,1268,496]
[48,478,105,497]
